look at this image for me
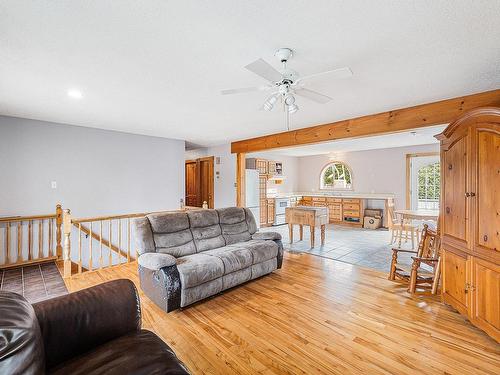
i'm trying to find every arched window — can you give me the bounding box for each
[320,162,353,190]
[417,162,440,209]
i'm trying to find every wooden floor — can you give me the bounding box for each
[64,252,500,375]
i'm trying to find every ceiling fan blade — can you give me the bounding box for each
[244,58,283,83]
[295,67,353,84]
[221,86,271,95]
[295,88,333,104]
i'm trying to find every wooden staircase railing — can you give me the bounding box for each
[62,206,202,278]
[0,205,63,269]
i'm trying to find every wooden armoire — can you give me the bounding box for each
[436,107,499,342]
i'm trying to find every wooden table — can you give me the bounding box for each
[285,206,329,248]
[394,209,439,248]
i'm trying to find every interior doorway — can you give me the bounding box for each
[185,156,214,208]
[406,153,440,210]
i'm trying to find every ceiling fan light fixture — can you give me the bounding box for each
[263,94,277,111]
[284,93,295,105]
[288,103,299,114]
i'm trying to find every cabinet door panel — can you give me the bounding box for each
[471,258,500,341]
[443,137,468,244]
[477,130,500,252]
[442,249,469,315]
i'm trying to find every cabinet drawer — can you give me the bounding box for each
[312,197,326,202]
[326,197,342,203]
[343,203,359,211]
[313,202,326,207]
[342,198,360,204]
[343,210,360,217]
[302,196,312,201]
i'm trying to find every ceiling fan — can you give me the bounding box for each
[221,48,353,130]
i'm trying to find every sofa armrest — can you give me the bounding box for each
[252,231,282,241]
[138,252,177,271]
[33,279,141,370]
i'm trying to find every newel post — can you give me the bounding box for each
[55,204,63,258]
[63,209,72,278]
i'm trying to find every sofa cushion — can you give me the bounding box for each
[176,254,224,288]
[203,246,253,274]
[187,209,226,252]
[147,212,196,257]
[230,240,279,264]
[49,330,189,375]
[244,208,258,235]
[0,292,45,375]
[217,207,252,245]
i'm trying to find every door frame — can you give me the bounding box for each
[185,156,215,208]
[405,152,440,209]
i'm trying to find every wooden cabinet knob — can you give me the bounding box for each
[483,234,488,242]
[446,207,451,214]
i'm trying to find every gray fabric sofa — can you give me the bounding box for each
[132,207,283,312]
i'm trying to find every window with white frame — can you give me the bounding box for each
[320,162,353,190]
[417,162,440,210]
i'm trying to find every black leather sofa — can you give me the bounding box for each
[0,279,189,374]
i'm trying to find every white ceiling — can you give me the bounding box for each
[251,125,446,157]
[1,1,499,146]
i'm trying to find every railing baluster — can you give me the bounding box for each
[78,223,82,274]
[28,220,33,260]
[127,218,131,263]
[17,221,22,263]
[6,222,11,264]
[48,218,53,257]
[118,219,122,265]
[99,220,103,269]
[108,220,112,267]
[89,222,93,271]
[38,220,43,258]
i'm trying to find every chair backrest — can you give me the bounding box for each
[387,202,399,227]
[416,224,441,267]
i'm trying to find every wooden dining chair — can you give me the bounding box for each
[389,224,441,294]
[387,203,420,249]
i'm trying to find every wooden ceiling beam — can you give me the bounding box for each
[230,89,500,154]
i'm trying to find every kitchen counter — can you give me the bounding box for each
[271,192,395,200]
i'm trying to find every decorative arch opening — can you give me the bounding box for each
[320,162,353,190]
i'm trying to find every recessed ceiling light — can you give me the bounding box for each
[67,89,83,99]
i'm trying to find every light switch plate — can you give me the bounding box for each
[51,181,57,189]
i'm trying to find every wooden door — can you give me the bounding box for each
[442,136,469,249]
[199,157,214,208]
[442,249,470,316]
[184,157,214,208]
[185,161,198,207]
[470,257,500,341]
[475,129,500,256]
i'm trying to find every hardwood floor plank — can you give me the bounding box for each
[63,252,500,374]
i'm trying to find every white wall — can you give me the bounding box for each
[185,143,236,208]
[297,144,440,209]
[0,116,185,217]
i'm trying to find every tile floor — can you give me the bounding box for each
[262,223,415,273]
[0,262,68,303]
